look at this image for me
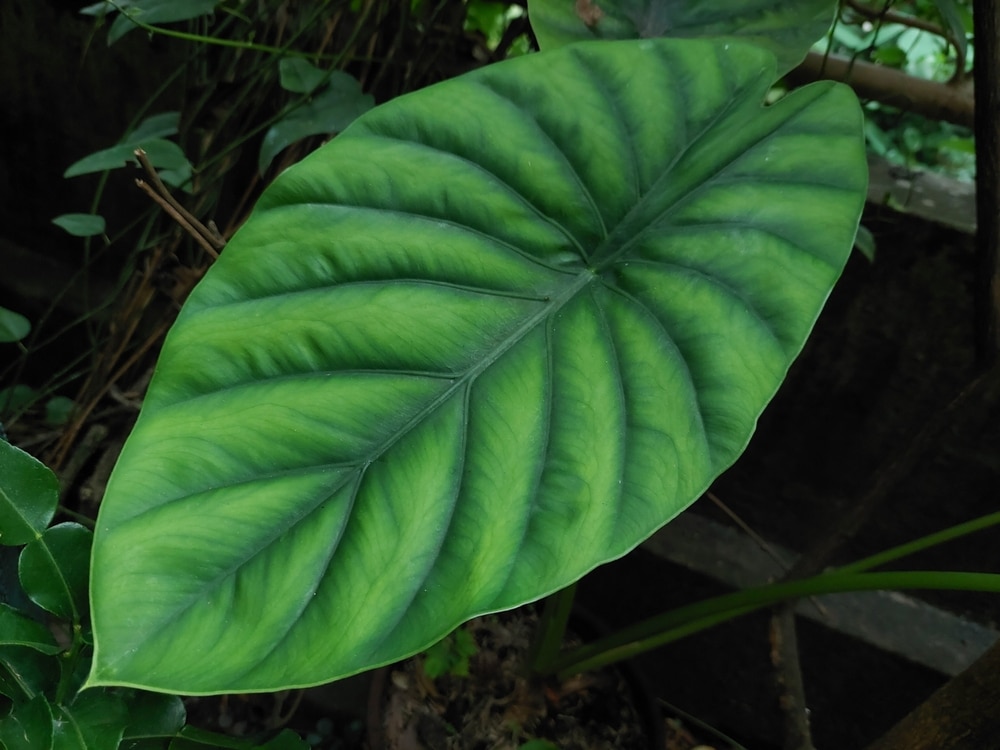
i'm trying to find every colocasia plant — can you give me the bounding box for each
[80,0,869,696]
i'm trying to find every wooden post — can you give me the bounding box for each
[975,0,1000,364]
[866,639,1000,750]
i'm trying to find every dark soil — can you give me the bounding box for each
[372,607,653,750]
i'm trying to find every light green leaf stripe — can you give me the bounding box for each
[89,38,866,693]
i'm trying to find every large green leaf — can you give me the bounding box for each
[528,0,837,75]
[88,37,866,693]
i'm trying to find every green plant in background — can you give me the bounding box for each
[0,311,76,429]
[422,626,478,680]
[0,308,31,348]
[0,439,307,748]
[824,0,976,180]
[83,0,871,693]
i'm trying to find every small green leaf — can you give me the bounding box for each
[939,136,975,154]
[0,646,61,698]
[44,397,75,427]
[0,694,54,750]
[19,524,93,622]
[157,165,194,191]
[52,214,106,238]
[122,692,186,740]
[135,140,191,172]
[129,112,181,141]
[0,307,30,343]
[854,224,876,263]
[465,1,522,48]
[79,1,114,16]
[932,0,968,71]
[105,1,221,45]
[0,386,38,414]
[872,45,907,67]
[64,138,189,179]
[52,691,128,750]
[258,72,373,174]
[0,441,59,546]
[63,145,138,178]
[423,627,477,678]
[0,604,62,654]
[278,58,328,94]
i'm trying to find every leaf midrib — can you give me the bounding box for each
[100,269,598,671]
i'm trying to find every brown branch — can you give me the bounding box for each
[770,607,814,750]
[134,179,220,259]
[133,148,225,254]
[845,0,953,37]
[787,51,973,128]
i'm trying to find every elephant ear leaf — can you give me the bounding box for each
[528,0,838,76]
[87,37,866,694]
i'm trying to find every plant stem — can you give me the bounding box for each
[104,0,343,60]
[527,582,577,675]
[544,571,1000,681]
[54,624,87,705]
[838,510,1000,574]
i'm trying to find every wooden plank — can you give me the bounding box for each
[642,511,997,677]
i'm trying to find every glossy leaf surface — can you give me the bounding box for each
[529,0,837,74]
[0,441,58,546]
[19,523,93,622]
[0,604,61,654]
[0,647,60,698]
[121,692,186,739]
[89,38,866,693]
[52,691,128,750]
[0,695,54,750]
